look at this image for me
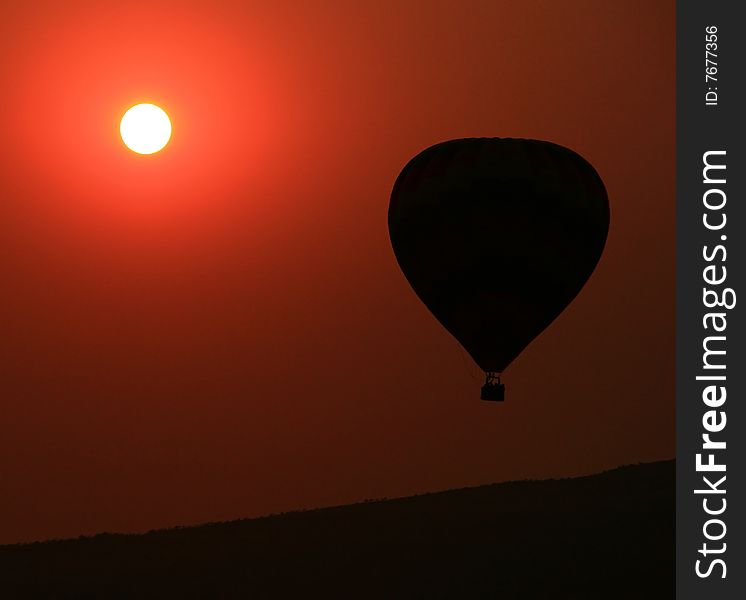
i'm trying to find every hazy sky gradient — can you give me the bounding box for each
[0,0,674,544]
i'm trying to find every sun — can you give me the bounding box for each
[120,103,172,155]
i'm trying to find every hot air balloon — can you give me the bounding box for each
[388,138,609,401]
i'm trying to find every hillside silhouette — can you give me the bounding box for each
[0,460,673,599]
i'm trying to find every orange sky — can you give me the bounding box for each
[0,0,674,544]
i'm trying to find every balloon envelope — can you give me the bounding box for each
[388,138,609,379]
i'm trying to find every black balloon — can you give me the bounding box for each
[388,138,609,399]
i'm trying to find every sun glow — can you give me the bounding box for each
[120,103,172,155]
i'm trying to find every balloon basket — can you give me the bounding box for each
[481,372,505,402]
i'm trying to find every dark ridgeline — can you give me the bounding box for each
[0,461,673,598]
[388,138,609,400]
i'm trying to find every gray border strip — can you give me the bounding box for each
[677,1,744,597]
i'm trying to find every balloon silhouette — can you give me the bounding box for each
[388,138,609,401]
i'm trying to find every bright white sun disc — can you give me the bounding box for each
[120,103,172,154]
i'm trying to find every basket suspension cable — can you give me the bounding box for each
[485,371,501,385]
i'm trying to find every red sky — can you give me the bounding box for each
[0,0,674,544]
